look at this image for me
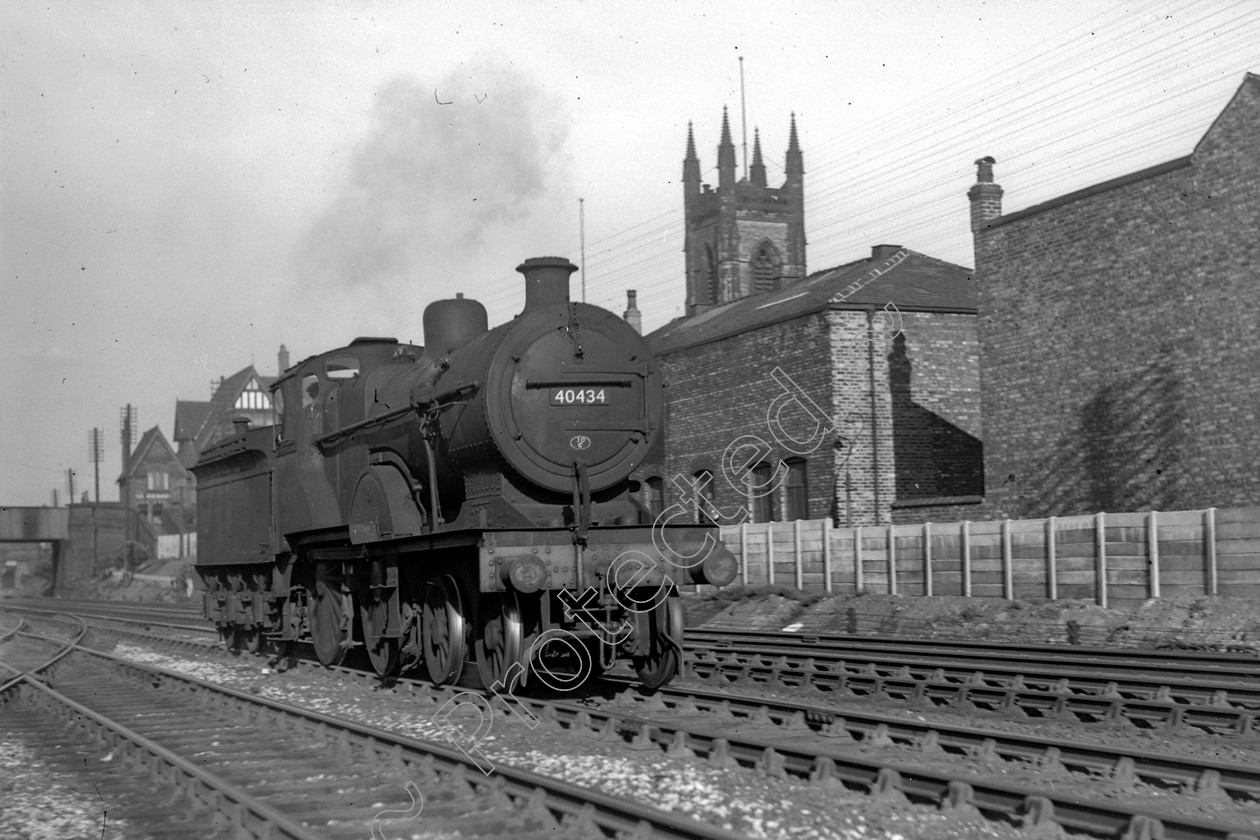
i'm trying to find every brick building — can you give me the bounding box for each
[117,425,195,560]
[642,115,983,527]
[970,73,1260,518]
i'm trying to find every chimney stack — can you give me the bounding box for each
[517,257,578,313]
[623,290,642,334]
[278,344,290,374]
[968,156,1003,233]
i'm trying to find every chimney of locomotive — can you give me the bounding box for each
[517,257,578,312]
[623,289,642,333]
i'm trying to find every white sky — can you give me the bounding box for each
[2,0,1258,506]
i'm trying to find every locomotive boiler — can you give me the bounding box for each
[194,257,738,691]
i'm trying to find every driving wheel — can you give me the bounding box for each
[475,592,525,691]
[421,575,467,685]
[633,595,684,691]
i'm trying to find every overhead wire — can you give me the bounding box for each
[390,1,1260,336]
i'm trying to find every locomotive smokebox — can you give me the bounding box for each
[518,256,578,312]
[423,293,488,355]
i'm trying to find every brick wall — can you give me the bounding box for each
[974,74,1260,519]
[658,313,835,524]
[887,311,984,510]
[654,304,981,527]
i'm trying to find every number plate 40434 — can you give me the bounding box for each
[551,387,607,406]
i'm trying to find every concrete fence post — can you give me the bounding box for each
[767,522,775,586]
[794,519,803,590]
[923,521,933,597]
[1148,510,1161,599]
[961,521,972,597]
[887,523,897,595]
[1001,519,1013,601]
[1206,507,1218,596]
[740,522,748,586]
[822,519,833,593]
[1096,512,1108,608]
[1046,516,1058,600]
[855,525,864,593]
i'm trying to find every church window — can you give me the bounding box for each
[705,244,719,305]
[752,241,782,293]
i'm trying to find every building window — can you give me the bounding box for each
[784,458,808,520]
[694,470,715,524]
[750,462,776,523]
[644,476,664,519]
[752,241,782,293]
[147,472,169,492]
[235,379,271,411]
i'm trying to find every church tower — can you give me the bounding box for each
[683,110,806,315]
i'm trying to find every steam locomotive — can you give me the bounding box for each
[193,257,738,691]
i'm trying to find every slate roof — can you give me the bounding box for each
[646,247,975,356]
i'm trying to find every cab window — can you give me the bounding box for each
[326,355,360,380]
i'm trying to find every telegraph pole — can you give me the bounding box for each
[89,428,103,502]
[89,427,104,573]
[119,405,137,569]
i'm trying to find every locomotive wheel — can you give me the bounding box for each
[218,625,237,651]
[360,599,400,677]
[475,592,525,691]
[633,596,684,691]
[311,579,351,667]
[422,575,466,686]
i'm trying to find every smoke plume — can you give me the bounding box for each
[293,59,573,298]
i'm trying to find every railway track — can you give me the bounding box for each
[688,628,1260,681]
[684,632,1260,736]
[35,610,1260,840]
[11,600,1260,837]
[600,676,1260,799]
[2,624,749,839]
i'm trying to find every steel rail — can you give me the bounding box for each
[68,607,1260,838]
[688,657,1260,736]
[0,615,23,643]
[604,675,1260,799]
[688,628,1260,678]
[690,627,1260,664]
[495,691,1260,840]
[22,632,750,840]
[9,679,328,840]
[686,639,1260,709]
[3,602,213,634]
[0,614,88,693]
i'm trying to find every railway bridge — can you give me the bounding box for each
[0,506,69,595]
